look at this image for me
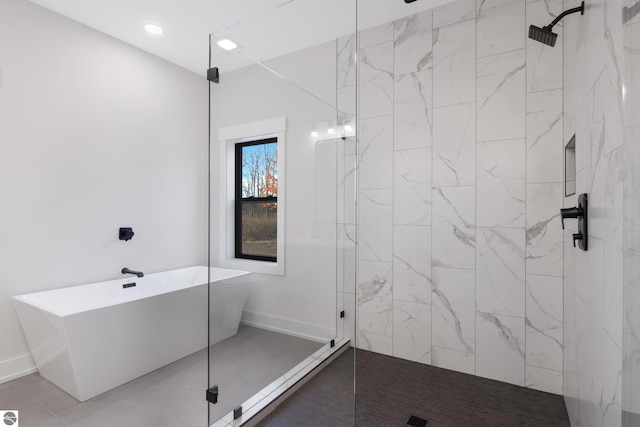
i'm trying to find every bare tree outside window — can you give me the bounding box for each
[235,139,278,261]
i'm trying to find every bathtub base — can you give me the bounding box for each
[13,267,250,402]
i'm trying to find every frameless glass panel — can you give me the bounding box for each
[623,4,640,425]
[207,1,357,425]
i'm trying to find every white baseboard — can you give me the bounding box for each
[0,353,37,385]
[240,310,334,343]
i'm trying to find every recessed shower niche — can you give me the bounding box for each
[565,134,576,197]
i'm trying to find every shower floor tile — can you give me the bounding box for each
[257,348,571,427]
[0,325,323,426]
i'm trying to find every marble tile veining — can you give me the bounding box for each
[476,312,525,386]
[477,49,526,142]
[476,228,525,318]
[393,9,433,76]
[433,19,476,107]
[393,225,432,304]
[433,103,476,187]
[433,186,476,269]
[476,0,526,58]
[394,148,431,226]
[476,139,525,228]
[432,267,476,354]
[394,70,433,150]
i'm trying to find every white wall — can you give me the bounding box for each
[0,0,208,383]
[209,41,342,342]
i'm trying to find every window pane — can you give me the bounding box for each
[240,201,277,259]
[241,142,278,198]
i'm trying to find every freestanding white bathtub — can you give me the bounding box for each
[12,266,250,402]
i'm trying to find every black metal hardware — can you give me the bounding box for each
[122,282,136,289]
[572,233,583,248]
[330,339,335,348]
[560,207,583,229]
[119,227,134,241]
[528,1,584,47]
[561,193,588,251]
[234,406,243,420]
[407,415,428,426]
[207,67,220,84]
[206,385,219,404]
[122,268,144,278]
[340,311,345,318]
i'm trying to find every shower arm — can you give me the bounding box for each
[545,2,584,30]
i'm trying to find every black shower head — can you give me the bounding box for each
[528,1,584,47]
[528,25,558,47]
[405,0,418,3]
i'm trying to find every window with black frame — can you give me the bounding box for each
[235,137,278,262]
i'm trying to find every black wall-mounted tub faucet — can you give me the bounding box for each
[560,193,588,251]
[122,267,144,278]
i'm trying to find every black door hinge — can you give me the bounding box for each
[206,385,219,404]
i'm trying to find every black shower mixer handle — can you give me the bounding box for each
[560,206,584,229]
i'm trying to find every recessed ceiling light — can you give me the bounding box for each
[144,24,164,35]
[217,39,238,51]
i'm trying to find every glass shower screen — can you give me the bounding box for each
[206,1,357,425]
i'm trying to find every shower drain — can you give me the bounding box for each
[407,415,428,427]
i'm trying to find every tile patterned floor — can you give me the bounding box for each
[0,326,322,426]
[258,348,571,427]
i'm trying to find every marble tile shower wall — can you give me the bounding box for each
[342,0,565,395]
[561,0,627,426]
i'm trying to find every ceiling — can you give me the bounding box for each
[30,0,452,76]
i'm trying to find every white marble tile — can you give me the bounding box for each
[476,139,526,227]
[360,22,394,49]
[340,224,356,295]
[526,0,563,92]
[526,183,563,276]
[432,267,476,354]
[581,0,606,93]
[602,332,623,427]
[337,33,356,89]
[359,190,392,262]
[358,260,393,337]
[431,346,475,375]
[433,103,476,187]
[525,366,563,395]
[394,148,432,226]
[394,70,433,150]
[358,331,393,356]
[477,49,526,142]
[393,300,432,364]
[526,88,563,183]
[525,275,563,371]
[337,86,356,120]
[603,0,624,157]
[394,9,433,76]
[433,186,476,269]
[476,312,525,386]
[433,19,476,107]
[586,75,606,193]
[393,225,431,304]
[575,282,605,425]
[359,116,393,190]
[476,228,525,317]
[433,0,476,29]
[359,42,393,119]
[476,0,526,58]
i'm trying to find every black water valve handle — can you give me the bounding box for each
[572,233,583,248]
[560,207,584,229]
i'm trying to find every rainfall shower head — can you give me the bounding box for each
[529,25,558,47]
[405,0,418,3]
[528,1,584,47]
